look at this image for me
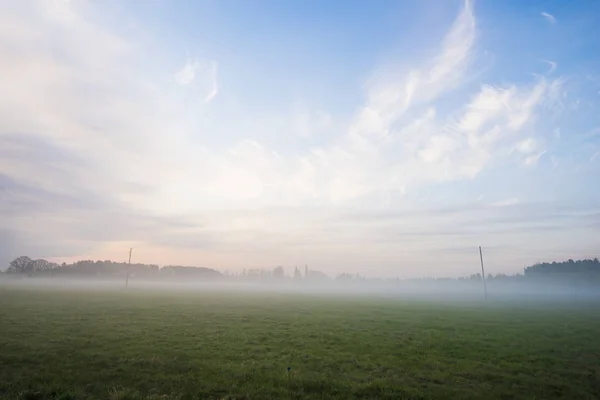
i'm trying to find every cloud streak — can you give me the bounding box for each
[543,60,557,74]
[541,12,556,24]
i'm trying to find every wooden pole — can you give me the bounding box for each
[479,246,487,300]
[126,248,132,288]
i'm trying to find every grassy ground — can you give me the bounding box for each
[1,287,600,399]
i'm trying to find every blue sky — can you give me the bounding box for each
[0,0,599,278]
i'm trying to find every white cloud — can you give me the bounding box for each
[458,85,513,133]
[306,0,562,206]
[136,0,561,209]
[541,12,556,24]
[408,78,559,182]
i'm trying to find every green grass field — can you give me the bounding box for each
[1,286,600,400]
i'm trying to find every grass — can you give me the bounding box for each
[1,286,600,399]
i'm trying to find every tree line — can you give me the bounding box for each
[2,256,326,282]
[3,256,219,280]
[2,255,600,284]
[525,258,600,275]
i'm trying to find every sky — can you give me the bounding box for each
[1,0,599,278]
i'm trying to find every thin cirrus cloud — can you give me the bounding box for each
[0,0,598,277]
[541,12,557,24]
[542,60,557,74]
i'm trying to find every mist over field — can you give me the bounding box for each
[3,261,600,302]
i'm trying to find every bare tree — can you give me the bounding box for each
[31,259,53,273]
[7,256,33,274]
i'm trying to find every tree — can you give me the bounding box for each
[7,256,33,274]
[31,259,53,273]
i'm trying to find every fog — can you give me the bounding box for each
[3,275,599,305]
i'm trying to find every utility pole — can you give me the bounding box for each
[126,248,132,288]
[479,246,487,300]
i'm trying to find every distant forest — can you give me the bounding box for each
[2,256,600,285]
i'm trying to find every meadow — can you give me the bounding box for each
[1,285,600,399]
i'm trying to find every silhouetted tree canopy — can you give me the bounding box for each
[4,257,220,280]
[7,256,33,274]
[524,258,600,275]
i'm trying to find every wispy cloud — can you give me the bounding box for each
[541,12,556,24]
[524,150,547,166]
[351,0,476,139]
[542,60,557,74]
